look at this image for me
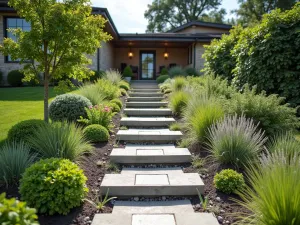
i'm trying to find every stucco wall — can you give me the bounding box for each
[176,26,229,34]
[194,43,208,72]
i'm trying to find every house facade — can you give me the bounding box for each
[0,3,232,82]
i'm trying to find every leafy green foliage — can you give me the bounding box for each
[89,70,105,82]
[95,79,120,100]
[196,188,209,211]
[122,66,133,78]
[224,86,300,136]
[7,70,24,87]
[7,119,47,143]
[103,69,122,85]
[208,114,267,168]
[0,70,3,85]
[184,66,200,76]
[108,102,121,113]
[160,67,168,75]
[169,122,181,131]
[49,94,92,122]
[0,193,39,225]
[168,66,186,78]
[214,169,245,194]
[156,75,170,84]
[28,122,93,161]
[83,124,109,142]
[237,152,300,224]
[171,76,186,92]
[110,99,122,108]
[192,155,206,170]
[78,84,107,105]
[78,105,113,130]
[118,80,130,91]
[120,88,127,96]
[169,91,189,116]
[85,189,116,211]
[20,158,88,215]
[0,141,38,187]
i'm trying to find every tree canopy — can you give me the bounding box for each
[144,0,225,32]
[0,0,112,122]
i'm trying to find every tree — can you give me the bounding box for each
[144,0,223,32]
[0,0,112,122]
[235,0,299,26]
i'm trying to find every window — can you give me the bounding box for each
[5,18,31,62]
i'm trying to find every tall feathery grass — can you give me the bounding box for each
[28,122,94,161]
[0,141,38,187]
[236,152,300,225]
[171,76,186,92]
[169,91,190,116]
[78,83,107,105]
[103,69,122,85]
[208,114,267,168]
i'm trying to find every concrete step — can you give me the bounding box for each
[100,167,204,196]
[116,129,182,142]
[120,117,175,127]
[130,92,163,97]
[131,84,159,89]
[126,102,167,108]
[110,147,191,164]
[131,88,160,92]
[124,108,172,116]
[127,97,164,102]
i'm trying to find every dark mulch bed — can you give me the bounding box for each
[0,96,126,225]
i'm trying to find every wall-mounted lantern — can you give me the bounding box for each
[128,47,133,59]
[164,48,169,60]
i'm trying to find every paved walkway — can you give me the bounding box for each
[92,81,219,225]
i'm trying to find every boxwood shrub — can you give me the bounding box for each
[83,124,109,142]
[20,158,88,215]
[7,70,24,87]
[110,98,122,108]
[49,94,92,122]
[214,169,245,194]
[156,75,170,84]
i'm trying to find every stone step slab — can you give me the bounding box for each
[116,129,182,142]
[100,167,204,196]
[125,144,176,150]
[130,92,163,97]
[124,108,172,116]
[131,89,160,92]
[120,117,175,127]
[127,97,164,102]
[126,102,167,108]
[110,148,191,164]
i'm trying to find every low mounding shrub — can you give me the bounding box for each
[184,66,200,76]
[78,105,113,130]
[224,86,300,136]
[161,67,168,75]
[7,70,24,87]
[119,80,130,91]
[214,169,245,194]
[95,79,120,100]
[83,124,109,142]
[103,69,122,85]
[168,66,186,78]
[49,94,92,122]
[7,119,47,143]
[120,88,127,96]
[110,99,122,108]
[108,102,121,113]
[28,122,93,161]
[169,91,189,116]
[20,158,88,215]
[0,193,39,225]
[237,152,300,224]
[123,65,133,78]
[171,76,186,92]
[208,115,267,168]
[0,142,38,186]
[156,75,170,84]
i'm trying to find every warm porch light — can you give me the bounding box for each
[164,48,169,60]
[128,48,133,59]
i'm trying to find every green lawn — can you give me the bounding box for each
[0,87,60,142]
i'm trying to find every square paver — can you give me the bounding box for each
[138,131,161,135]
[132,214,176,225]
[135,174,169,185]
[136,149,164,155]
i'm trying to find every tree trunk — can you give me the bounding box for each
[44,72,49,123]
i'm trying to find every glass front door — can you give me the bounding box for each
[140,51,156,80]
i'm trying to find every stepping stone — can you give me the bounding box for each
[120,117,175,127]
[126,102,167,108]
[127,97,164,102]
[130,92,163,97]
[99,167,204,196]
[124,108,172,116]
[116,129,182,142]
[110,147,191,164]
[131,88,160,92]
[125,144,176,150]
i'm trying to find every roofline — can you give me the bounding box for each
[117,35,221,42]
[92,7,119,37]
[168,21,232,33]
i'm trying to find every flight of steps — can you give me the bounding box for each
[92,80,219,225]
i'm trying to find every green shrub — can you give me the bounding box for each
[110,99,122,108]
[7,70,24,87]
[103,69,122,85]
[28,122,93,161]
[161,67,168,75]
[78,104,113,130]
[169,122,181,131]
[49,94,92,122]
[7,119,47,143]
[119,80,130,91]
[237,152,300,224]
[83,124,109,142]
[184,66,200,76]
[169,91,189,116]
[168,66,186,78]
[78,83,106,105]
[171,76,186,92]
[89,70,104,82]
[120,88,127,96]
[123,65,133,77]
[0,142,38,187]
[156,75,170,84]
[0,70,3,85]
[108,102,121,113]
[224,86,300,136]
[95,79,120,100]
[214,169,245,194]
[208,115,267,168]
[20,158,88,215]
[0,193,39,225]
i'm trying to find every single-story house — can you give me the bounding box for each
[0,2,232,82]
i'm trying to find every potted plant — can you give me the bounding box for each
[123,65,133,82]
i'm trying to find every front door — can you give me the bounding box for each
[140,51,156,80]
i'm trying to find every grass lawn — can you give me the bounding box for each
[0,87,61,142]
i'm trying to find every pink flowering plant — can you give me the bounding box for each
[78,104,113,130]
